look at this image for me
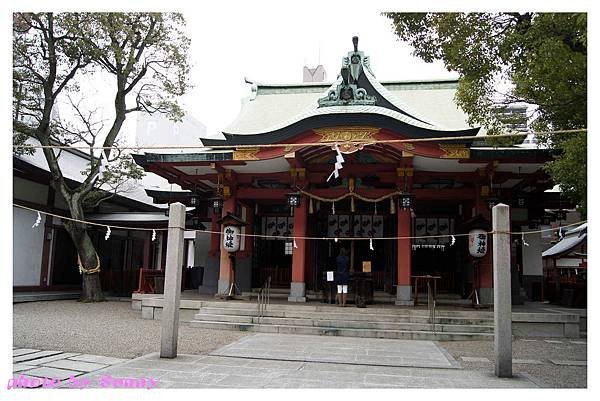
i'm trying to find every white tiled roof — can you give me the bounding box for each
[222,76,475,136]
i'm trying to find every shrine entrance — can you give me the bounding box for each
[306,197,396,293]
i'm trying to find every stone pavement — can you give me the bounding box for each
[58,333,537,388]
[210,333,460,368]
[11,348,127,388]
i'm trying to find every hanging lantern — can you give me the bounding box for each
[222,225,241,252]
[286,192,301,208]
[487,196,500,210]
[400,193,415,210]
[468,228,488,258]
[217,213,248,253]
[210,196,224,211]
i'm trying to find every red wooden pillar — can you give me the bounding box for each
[288,197,307,302]
[217,196,236,294]
[396,208,413,305]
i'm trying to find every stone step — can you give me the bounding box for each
[189,320,493,341]
[196,307,494,325]
[195,300,495,318]
[192,313,494,333]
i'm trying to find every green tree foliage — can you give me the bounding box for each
[13,13,191,301]
[384,13,587,215]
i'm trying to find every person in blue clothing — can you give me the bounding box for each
[336,248,350,306]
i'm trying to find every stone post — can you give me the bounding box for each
[492,203,512,377]
[160,202,186,359]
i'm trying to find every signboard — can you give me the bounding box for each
[223,225,241,252]
[362,261,371,273]
[326,271,334,282]
[468,229,488,258]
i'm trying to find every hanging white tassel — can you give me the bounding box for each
[327,144,345,182]
[152,229,156,242]
[522,233,529,247]
[255,203,259,215]
[450,235,456,246]
[332,201,335,215]
[293,238,298,249]
[334,237,338,243]
[350,196,355,213]
[105,226,111,240]
[32,211,42,228]
[369,237,374,251]
[390,197,395,215]
[374,202,377,215]
[309,198,314,214]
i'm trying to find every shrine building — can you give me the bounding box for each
[133,37,559,305]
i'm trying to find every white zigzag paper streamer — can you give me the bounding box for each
[326,144,345,182]
[32,211,42,228]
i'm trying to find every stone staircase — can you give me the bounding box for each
[239,288,473,306]
[190,301,495,341]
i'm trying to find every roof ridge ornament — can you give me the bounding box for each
[318,36,376,108]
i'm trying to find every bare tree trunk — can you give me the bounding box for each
[63,199,105,302]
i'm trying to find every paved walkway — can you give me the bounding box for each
[46,334,538,389]
[210,333,460,368]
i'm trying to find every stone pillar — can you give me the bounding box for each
[395,208,413,306]
[160,202,186,359]
[289,197,307,302]
[217,197,236,295]
[492,203,512,377]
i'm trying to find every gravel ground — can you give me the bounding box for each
[439,338,587,388]
[13,300,248,359]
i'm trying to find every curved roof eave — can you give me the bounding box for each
[208,112,479,146]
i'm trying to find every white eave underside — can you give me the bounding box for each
[223,74,475,136]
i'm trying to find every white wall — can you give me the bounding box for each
[521,225,543,276]
[13,207,45,286]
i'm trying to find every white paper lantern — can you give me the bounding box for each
[223,225,241,252]
[468,229,488,258]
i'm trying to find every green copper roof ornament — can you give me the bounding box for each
[318,36,377,107]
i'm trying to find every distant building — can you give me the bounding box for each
[303,65,327,83]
